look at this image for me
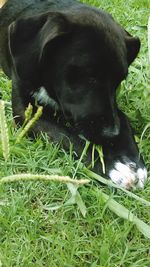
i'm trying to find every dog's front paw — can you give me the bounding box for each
[108,159,147,189]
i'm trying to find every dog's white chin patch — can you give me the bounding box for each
[109,161,147,189]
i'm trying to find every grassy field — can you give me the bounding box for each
[0,0,150,266]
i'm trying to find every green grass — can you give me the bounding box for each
[0,0,150,266]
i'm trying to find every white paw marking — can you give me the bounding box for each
[32,87,59,109]
[109,161,147,189]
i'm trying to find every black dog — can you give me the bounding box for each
[0,0,147,189]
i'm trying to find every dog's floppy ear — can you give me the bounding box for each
[125,31,140,65]
[9,12,71,81]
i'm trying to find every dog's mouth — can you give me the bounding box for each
[31,86,120,141]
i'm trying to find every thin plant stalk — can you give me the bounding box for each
[16,106,43,143]
[0,100,10,161]
[85,168,150,207]
[0,173,90,185]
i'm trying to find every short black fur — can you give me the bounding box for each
[0,0,147,188]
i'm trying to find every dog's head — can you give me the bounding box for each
[9,7,140,142]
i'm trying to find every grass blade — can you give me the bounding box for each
[67,183,87,217]
[148,16,150,63]
[73,139,90,178]
[85,168,150,207]
[99,190,150,239]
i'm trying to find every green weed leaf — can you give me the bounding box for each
[67,183,87,217]
[99,190,150,239]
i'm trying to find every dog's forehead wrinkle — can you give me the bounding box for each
[71,8,125,44]
[69,6,117,32]
[66,29,127,76]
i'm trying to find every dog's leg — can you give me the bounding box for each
[102,110,147,189]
